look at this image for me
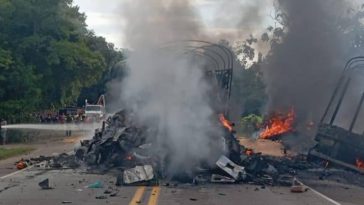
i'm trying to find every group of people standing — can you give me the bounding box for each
[38,113,80,124]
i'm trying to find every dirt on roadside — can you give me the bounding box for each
[0,132,90,177]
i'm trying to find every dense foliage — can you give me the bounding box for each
[0,0,124,122]
[233,36,267,118]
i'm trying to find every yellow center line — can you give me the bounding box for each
[129,186,146,205]
[147,186,161,205]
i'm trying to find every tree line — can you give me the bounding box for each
[0,0,124,123]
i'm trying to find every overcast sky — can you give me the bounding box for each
[72,0,273,48]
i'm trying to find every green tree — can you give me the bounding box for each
[0,0,123,122]
[233,36,267,117]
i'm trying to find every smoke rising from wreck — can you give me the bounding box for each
[263,0,350,125]
[262,0,361,151]
[106,0,363,164]
[113,0,224,176]
[212,0,271,40]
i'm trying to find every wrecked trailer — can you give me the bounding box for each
[309,57,364,173]
[74,110,306,185]
[309,124,364,173]
[72,110,250,183]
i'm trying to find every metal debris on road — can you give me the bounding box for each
[210,174,235,183]
[216,155,246,180]
[123,165,154,185]
[38,178,53,190]
[15,110,339,188]
[290,178,308,193]
[95,195,107,199]
[87,181,103,189]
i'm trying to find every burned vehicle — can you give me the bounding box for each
[309,57,364,172]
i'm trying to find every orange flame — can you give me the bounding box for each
[356,158,364,169]
[219,114,233,132]
[259,109,295,139]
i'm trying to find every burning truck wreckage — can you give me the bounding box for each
[16,45,364,195]
[30,109,310,188]
[4,1,364,204]
[25,104,364,191]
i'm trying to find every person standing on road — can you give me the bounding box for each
[65,114,73,137]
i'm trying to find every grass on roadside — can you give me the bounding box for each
[0,147,35,160]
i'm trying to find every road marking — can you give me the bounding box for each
[307,186,341,205]
[147,186,161,205]
[0,165,34,179]
[129,186,146,205]
[297,179,341,205]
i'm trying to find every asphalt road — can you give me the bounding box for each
[0,167,343,205]
[300,178,364,205]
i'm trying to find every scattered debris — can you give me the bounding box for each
[16,159,28,170]
[74,110,150,170]
[277,175,294,186]
[290,178,308,193]
[95,195,107,199]
[115,175,123,186]
[18,110,324,187]
[110,191,118,197]
[210,174,235,183]
[123,165,154,185]
[87,181,103,189]
[38,178,53,190]
[290,185,307,193]
[104,190,112,194]
[216,155,246,180]
[193,175,210,185]
[61,201,72,204]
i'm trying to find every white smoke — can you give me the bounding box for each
[114,0,224,175]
